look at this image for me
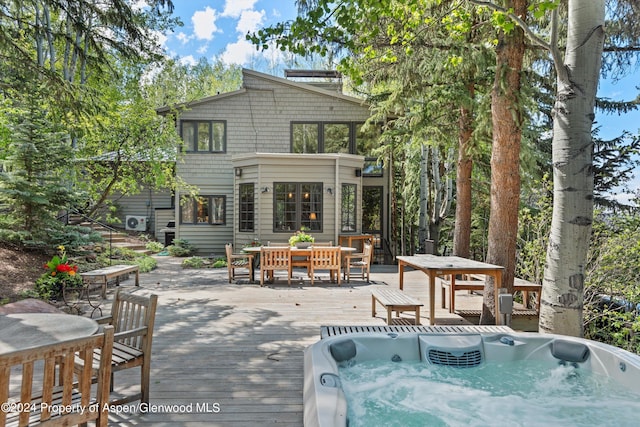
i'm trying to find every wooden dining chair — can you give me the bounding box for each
[1,326,114,427]
[344,242,373,283]
[225,243,254,283]
[78,289,158,406]
[310,246,341,286]
[260,246,292,286]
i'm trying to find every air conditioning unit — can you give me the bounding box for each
[125,215,148,231]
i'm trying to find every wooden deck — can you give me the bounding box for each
[89,256,520,426]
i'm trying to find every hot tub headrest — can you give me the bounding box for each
[551,339,590,363]
[330,339,357,362]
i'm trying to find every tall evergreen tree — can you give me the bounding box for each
[0,79,77,243]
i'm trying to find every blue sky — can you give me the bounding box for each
[159,0,297,68]
[157,0,639,200]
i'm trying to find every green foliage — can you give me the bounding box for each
[582,212,640,353]
[95,247,157,273]
[167,239,194,257]
[289,230,315,246]
[181,256,226,268]
[182,257,206,268]
[0,78,81,243]
[145,241,165,253]
[212,259,227,268]
[516,175,553,283]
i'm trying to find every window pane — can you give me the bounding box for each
[212,122,225,152]
[292,123,318,153]
[363,186,382,232]
[239,184,254,232]
[341,184,356,232]
[182,122,196,151]
[180,196,195,224]
[274,183,297,231]
[211,196,226,224]
[301,183,322,231]
[324,123,350,153]
[198,122,210,151]
[197,197,209,223]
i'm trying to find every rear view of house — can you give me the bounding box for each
[154,69,390,261]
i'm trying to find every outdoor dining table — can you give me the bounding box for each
[0,312,99,354]
[396,255,505,326]
[243,245,356,282]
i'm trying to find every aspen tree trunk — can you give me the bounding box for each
[539,1,605,336]
[480,0,527,324]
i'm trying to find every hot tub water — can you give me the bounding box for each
[340,359,640,427]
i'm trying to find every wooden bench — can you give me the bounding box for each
[371,287,423,325]
[80,264,140,298]
[440,274,541,314]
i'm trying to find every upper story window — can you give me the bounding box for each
[180,195,226,225]
[291,122,353,154]
[181,120,226,153]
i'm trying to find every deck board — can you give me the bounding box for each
[66,257,529,425]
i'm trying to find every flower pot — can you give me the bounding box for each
[295,242,312,249]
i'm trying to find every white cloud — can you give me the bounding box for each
[197,44,208,55]
[237,9,265,34]
[219,38,255,65]
[222,0,258,18]
[179,55,198,67]
[219,37,286,67]
[192,7,219,41]
[176,32,190,44]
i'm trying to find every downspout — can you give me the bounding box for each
[334,156,340,242]
[258,161,262,243]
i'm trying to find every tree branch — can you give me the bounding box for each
[467,0,569,84]
[466,0,551,50]
[550,7,569,84]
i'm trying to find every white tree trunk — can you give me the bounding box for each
[539,1,605,337]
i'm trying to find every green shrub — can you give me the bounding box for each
[182,256,206,268]
[95,246,157,273]
[212,258,227,268]
[167,239,194,257]
[145,241,165,253]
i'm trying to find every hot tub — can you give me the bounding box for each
[304,325,640,427]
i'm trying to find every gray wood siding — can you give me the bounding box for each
[108,189,172,234]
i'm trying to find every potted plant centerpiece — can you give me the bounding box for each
[289,228,315,249]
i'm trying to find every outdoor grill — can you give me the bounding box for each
[160,220,175,246]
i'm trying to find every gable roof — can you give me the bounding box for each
[156,68,367,113]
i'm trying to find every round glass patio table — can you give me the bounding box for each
[0,312,99,354]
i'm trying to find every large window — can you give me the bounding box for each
[341,184,357,232]
[181,120,226,153]
[239,183,254,232]
[274,183,322,232]
[180,195,226,225]
[291,122,355,154]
